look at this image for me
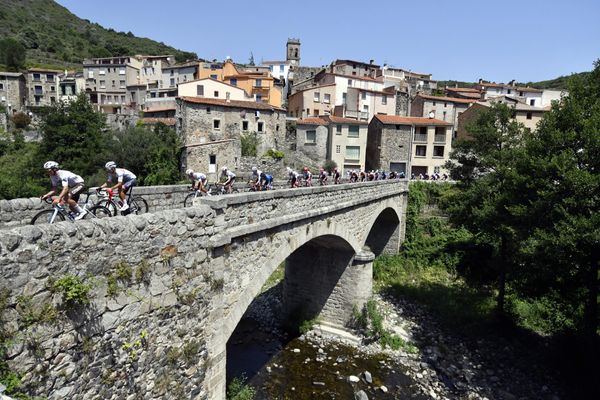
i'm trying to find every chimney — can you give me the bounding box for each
[369,59,374,65]
[478,78,483,84]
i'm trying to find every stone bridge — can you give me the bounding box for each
[0,180,408,399]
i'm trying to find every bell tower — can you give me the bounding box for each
[286,38,301,66]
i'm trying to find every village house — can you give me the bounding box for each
[475,79,543,107]
[379,66,437,95]
[176,96,286,181]
[0,71,26,113]
[366,114,453,177]
[295,115,368,174]
[411,94,476,138]
[444,86,482,100]
[26,68,61,107]
[160,60,199,97]
[58,71,85,103]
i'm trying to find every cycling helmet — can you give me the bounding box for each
[105,161,117,171]
[251,166,257,172]
[185,169,194,175]
[221,166,228,171]
[303,167,308,171]
[43,161,59,170]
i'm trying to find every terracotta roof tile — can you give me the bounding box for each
[417,94,477,104]
[296,117,329,126]
[325,115,368,125]
[446,87,481,93]
[374,114,452,126]
[179,96,285,111]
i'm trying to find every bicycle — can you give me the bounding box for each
[30,195,111,225]
[95,187,149,216]
[183,187,210,207]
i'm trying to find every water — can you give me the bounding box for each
[227,317,427,399]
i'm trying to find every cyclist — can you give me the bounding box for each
[359,170,366,182]
[333,167,341,184]
[40,161,87,220]
[260,171,273,190]
[287,167,299,188]
[249,166,262,191]
[302,167,312,187]
[186,168,210,196]
[349,170,359,183]
[318,167,328,185]
[100,161,136,212]
[220,166,236,194]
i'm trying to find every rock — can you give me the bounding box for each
[292,348,300,353]
[379,385,388,393]
[363,371,372,384]
[354,390,368,400]
[348,375,360,383]
[313,381,325,386]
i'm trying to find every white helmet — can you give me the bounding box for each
[221,166,228,171]
[251,166,257,172]
[105,161,117,171]
[43,161,59,170]
[185,169,194,175]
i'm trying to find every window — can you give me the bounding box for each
[255,79,262,87]
[99,80,106,89]
[230,78,237,86]
[50,86,55,92]
[306,108,310,116]
[363,105,369,113]
[242,120,249,131]
[50,97,56,103]
[169,78,175,87]
[336,145,341,154]
[209,155,216,173]
[226,92,230,100]
[46,74,54,81]
[415,145,427,157]
[280,64,285,72]
[432,101,436,106]
[507,89,512,94]
[345,146,360,160]
[214,91,219,97]
[433,146,444,157]
[526,112,532,120]
[111,80,116,88]
[361,92,367,100]
[210,74,217,79]
[258,122,264,132]
[342,92,347,104]
[336,125,342,135]
[213,119,220,129]
[276,124,280,131]
[206,107,211,114]
[305,130,316,144]
[0,83,3,90]
[443,111,447,120]
[435,126,446,142]
[348,79,353,86]
[313,109,318,116]
[121,95,125,103]
[197,85,204,96]
[314,92,320,102]
[324,93,330,104]
[529,99,535,106]
[395,125,401,130]
[33,73,41,81]
[444,102,447,108]
[382,95,387,105]
[118,68,125,75]
[99,70,106,76]
[348,125,359,138]
[88,70,94,79]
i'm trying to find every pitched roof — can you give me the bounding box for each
[478,82,543,93]
[326,115,368,125]
[28,68,61,73]
[296,117,329,126]
[178,96,286,111]
[416,94,477,104]
[373,114,452,126]
[446,87,481,93]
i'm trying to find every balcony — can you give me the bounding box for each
[34,89,43,96]
[413,133,428,142]
[345,110,368,120]
[434,134,446,143]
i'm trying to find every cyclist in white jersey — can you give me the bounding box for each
[186,169,210,196]
[249,166,262,191]
[100,161,137,211]
[41,161,87,220]
[220,166,236,194]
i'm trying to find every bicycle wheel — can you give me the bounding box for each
[97,199,118,216]
[183,193,196,207]
[31,209,65,225]
[130,196,149,215]
[87,205,112,219]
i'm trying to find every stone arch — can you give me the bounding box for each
[363,200,403,257]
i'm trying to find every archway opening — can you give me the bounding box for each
[225,234,356,391]
[364,207,401,257]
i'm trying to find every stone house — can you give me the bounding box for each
[161,60,199,97]
[58,71,85,103]
[288,83,336,118]
[444,86,482,100]
[0,72,26,113]
[411,94,476,139]
[177,96,286,181]
[295,115,368,174]
[456,96,547,139]
[178,78,248,101]
[367,114,452,177]
[26,68,61,107]
[475,79,543,107]
[379,65,437,96]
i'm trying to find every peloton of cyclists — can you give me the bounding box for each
[40,161,87,220]
[186,168,210,196]
[100,161,137,211]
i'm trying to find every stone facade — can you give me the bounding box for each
[0,112,7,132]
[0,180,408,400]
[0,72,26,112]
[366,116,412,173]
[26,68,61,107]
[182,139,240,183]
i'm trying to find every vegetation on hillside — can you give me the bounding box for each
[437,71,590,91]
[0,0,197,71]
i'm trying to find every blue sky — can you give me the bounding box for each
[55,0,599,83]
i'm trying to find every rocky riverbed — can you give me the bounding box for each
[227,282,566,400]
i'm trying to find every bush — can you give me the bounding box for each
[263,148,284,160]
[52,275,92,306]
[227,375,256,400]
[240,132,258,157]
[323,159,337,174]
[11,112,31,129]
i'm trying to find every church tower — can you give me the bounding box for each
[286,38,301,66]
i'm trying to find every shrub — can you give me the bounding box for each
[227,375,256,400]
[11,112,31,129]
[263,148,284,160]
[52,275,91,306]
[323,159,337,174]
[240,132,258,156]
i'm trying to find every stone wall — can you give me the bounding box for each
[238,156,285,180]
[0,184,190,229]
[0,113,7,131]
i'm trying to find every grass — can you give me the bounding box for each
[227,375,256,400]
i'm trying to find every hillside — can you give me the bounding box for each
[438,71,590,91]
[0,0,197,70]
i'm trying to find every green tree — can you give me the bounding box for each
[445,103,528,314]
[39,94,109,177]
[516,61,600,342]
[0,38,26,71]
[0,133,45,199]
[240,132,258,156]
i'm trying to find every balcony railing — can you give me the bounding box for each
[434,134,446,143]
[345,110,368,120]
[34,89,43,95]
[413,133,428,142]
